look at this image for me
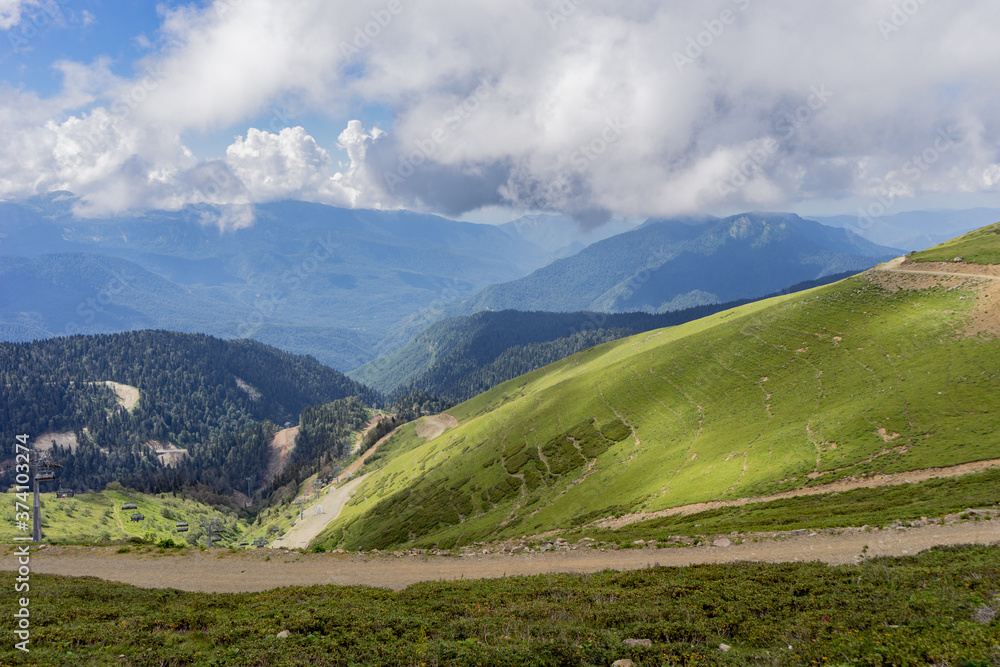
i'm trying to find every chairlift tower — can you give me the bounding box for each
[30,444,62,543]
[200,518,222,548]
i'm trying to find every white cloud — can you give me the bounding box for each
[225,127,332,201]
[3,0,1000,223]
[0,0,37,30]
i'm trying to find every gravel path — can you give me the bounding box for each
[7,521,997,593]
[270,475,367,550]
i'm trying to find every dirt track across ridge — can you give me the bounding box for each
[7,521,998,593]
[593,457,1000,530]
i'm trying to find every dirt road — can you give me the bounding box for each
[9,521,998,593]
[595,456,1000,529]
[350,415,390,456]
[270,475,367,549]
[269,420,400,548]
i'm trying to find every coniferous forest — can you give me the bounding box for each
[0,331,379,497]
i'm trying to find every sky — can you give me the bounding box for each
[1,0,1000,230]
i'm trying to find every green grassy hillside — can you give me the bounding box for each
[4,545,999,665]
[317,237,1000,551]
[351,275,857,402]
[0,489,248,546]
[910,220,1000,264]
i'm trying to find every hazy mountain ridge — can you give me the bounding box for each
[0,195,556,369]
[467,212,901,314]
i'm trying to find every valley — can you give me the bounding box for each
[316,229,1000,553]
[2,217,999,667]
[5,6,1000,663]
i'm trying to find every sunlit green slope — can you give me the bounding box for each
[318,241,1000,551]
[0,489,249,546]
[910,220,1000,264]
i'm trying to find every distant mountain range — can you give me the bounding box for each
[465,213,901,314]
[0,197,924,373]
[0,195,565,370]
[816,208,1000,252]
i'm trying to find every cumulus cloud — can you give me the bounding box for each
[0,0,37,29]
[2,0,1000,224]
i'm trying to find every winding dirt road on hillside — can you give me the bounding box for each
[8,521,998,593]
[267,418,400,548]
[875,256,1000,281]
[270,475,368,550]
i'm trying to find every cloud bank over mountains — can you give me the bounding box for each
[2,0,999,227]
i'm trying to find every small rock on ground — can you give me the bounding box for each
[623,638,652,647]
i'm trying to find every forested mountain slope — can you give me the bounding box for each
[0,331,377,495]
[352,271,859,401]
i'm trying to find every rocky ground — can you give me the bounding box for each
[5,508,997,593]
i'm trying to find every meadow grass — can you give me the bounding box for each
[910,221,1000,264]
[0,490,248,547]
[1,544,998,666]
[560,468,1000,546]
[318,272,1000,552]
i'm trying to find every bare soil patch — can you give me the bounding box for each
[34,431,80,453]
[414,413,458,441]
[148,440,188,466]
[266,426,299,485]
[98,381,141,411]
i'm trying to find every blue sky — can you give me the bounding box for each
[3,1,158,94]
[1,0,999,228]
[1,0,385,162]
